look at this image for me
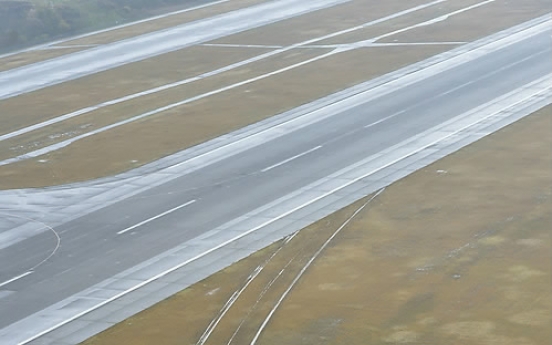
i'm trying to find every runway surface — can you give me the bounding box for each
[0,0,350,100]
[0,2,550,343]
[0,23,550,344]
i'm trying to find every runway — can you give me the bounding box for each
[0,0,351,100]
[0,18,550,344]
[0,0,550,343]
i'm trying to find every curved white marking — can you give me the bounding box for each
[250,188,385,344]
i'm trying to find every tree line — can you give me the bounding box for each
[0,0,199,53]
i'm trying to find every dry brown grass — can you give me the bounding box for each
[0,45,449,189]
[316,0,486,45]
[81,105,551,345]
[0,0,549,190]
[380,0,551,43]
[209,0,431,46]
[62,0,268,46]
[0,47,87,72]
[0,47,327,161]
[0,45,270,136]
[0,0,269,71]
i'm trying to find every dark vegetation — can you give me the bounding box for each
[0,0,204,53]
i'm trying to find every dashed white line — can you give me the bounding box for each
[0,0,504,166]
[0,271,32,289]
[0,0,449,144]
[0,0,233,59]
[363,47,551,129]
[364,111,405,128]
[117,199,196,235]
[261,146,322,172]
[17,80,550,345]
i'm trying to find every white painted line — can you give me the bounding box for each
[0,0,529,166]
[1,0,354,100]
[17,81,550,345]
[0,0,449,144]
[0,49,338,167]
[364,111,404,128]
[202,43,285,48]
[250,188,384,345]
[0,211,61,262]
[0,0,233,60]
[368,42,468,46]
[362,47,551,130]
[439,48,551,97]
[358,0,496,46]
[261,146,322,172]
[304,41,467,48]
[6,15,547,169]
[117,199,196,235]
[35,45,99,50]
[225,233,300,345]
[196,236,292,345]
[0,271,32,289]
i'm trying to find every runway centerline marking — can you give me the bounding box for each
[17,77,551,345]
[261,146,322,172]
[0,0,504,165]
[117,199,196,235]
[364,111,405,128]
[0,0,449,144]
[362,47,551,129]
[366,0,496,45]
[0,271,32,289]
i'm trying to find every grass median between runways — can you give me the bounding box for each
[82,106,551,345]
[2,0,549,190]
[0,44,449,189]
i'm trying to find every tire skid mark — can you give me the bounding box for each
[250,188,385,344]
[195,189,384,344]
[196,231,299,345]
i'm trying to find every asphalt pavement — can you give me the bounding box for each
[0,0,350,100]
[0,11,550,345]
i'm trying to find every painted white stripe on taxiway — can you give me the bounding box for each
[17,78,551,345]
[0,0,234,60]
[0,272,32,289]
[261,146,323,172]
[0,0,504,167]
[0,0,354,100]
[117,199,196,235]
[0,0,449,144]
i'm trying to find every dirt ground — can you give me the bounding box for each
[81,105,551,345]
[0,0,549,189]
